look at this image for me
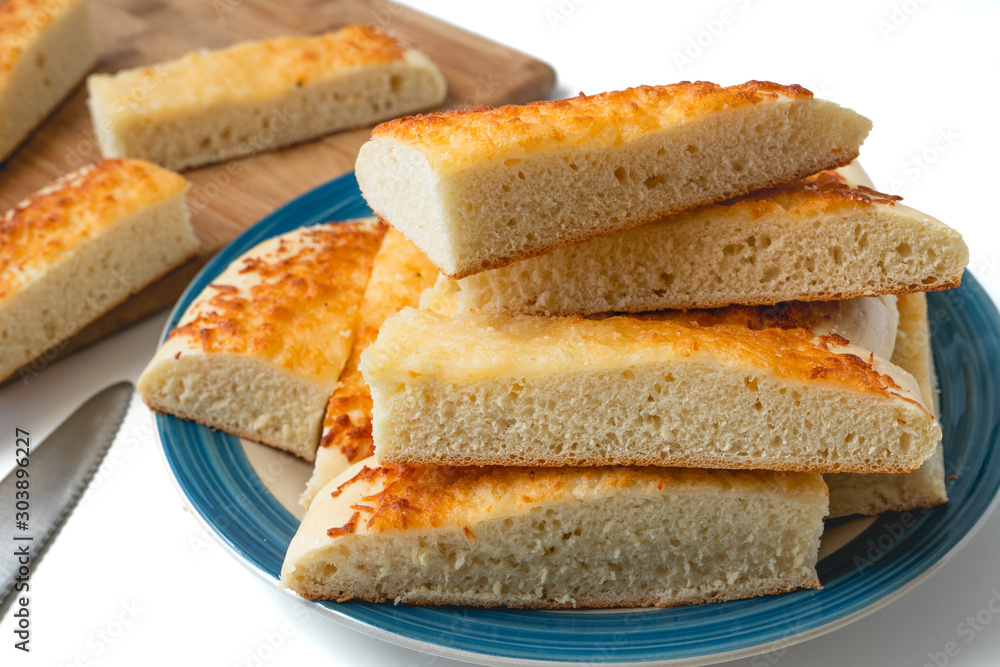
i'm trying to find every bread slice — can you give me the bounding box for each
[301,229,437,507]
[0,0,99,163]
[360,307,940,473]
[86,25,446,171]
[355,81,871,278]
[826,292,948,517]
[456,169,968,314]
[624,295,901,363]
[0,159,196,383]
[282,458,828,608]
[138,220,385,461]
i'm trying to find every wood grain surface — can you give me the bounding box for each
[0,0,556,378]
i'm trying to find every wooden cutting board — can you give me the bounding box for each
[1,0,556,372]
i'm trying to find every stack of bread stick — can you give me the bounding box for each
[276,81,967,608]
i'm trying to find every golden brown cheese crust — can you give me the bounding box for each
[101,25,412,112]
[371,81,815,165]
[0,0,76,82]
[633,300,844,332]
[320,375,373,462]
[716,170,901,219]
[370,309,924,412]
[0,158,187,302]
[325,463,826,536]
[320,230,437,462]
[168,221,385,380]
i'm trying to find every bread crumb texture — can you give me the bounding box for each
[456,169,967,313]
[0,158,186,302]
[281,458,827,608]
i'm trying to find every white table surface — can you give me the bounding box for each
[3,1,1000,665]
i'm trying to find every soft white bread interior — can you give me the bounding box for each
[356,81,871,278]
[826,292,948,517]
[0,0,99,162]
[360,308,940,473]
[0,159,196,383]
[138,220,385,461]
[282,458,828,608]
[455,168,968,314]
[87,25,446,171]
[301,229,438,507]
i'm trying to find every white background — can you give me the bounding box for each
[3,1,1000,666]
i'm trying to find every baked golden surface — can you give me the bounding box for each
[365,308,923,406]
[283,457,827,608]
[323,462,826,536]
[372,81,814,166]
[167,220,385,381]
[320,229,437,461]
[91,25,413,114]
[0,0,75,81]
[0,158,187,303]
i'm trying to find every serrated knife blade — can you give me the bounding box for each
[0,381,133,603]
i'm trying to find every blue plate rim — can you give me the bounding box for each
[153,172,1000,666]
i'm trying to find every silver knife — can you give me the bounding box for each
[0,381,133,606]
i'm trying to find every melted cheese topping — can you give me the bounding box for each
[320,229,437,461]
[363,308,924,409]
[0,0,77,82]
[370,80,814,165]
[88,25,411,114]
[638,294,899,361]
[711,171,901,220]
[323,457,827,536]
[0,158,187,302]
[165,220,384,381]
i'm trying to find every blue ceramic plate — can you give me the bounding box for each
[156,173,1000,666]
